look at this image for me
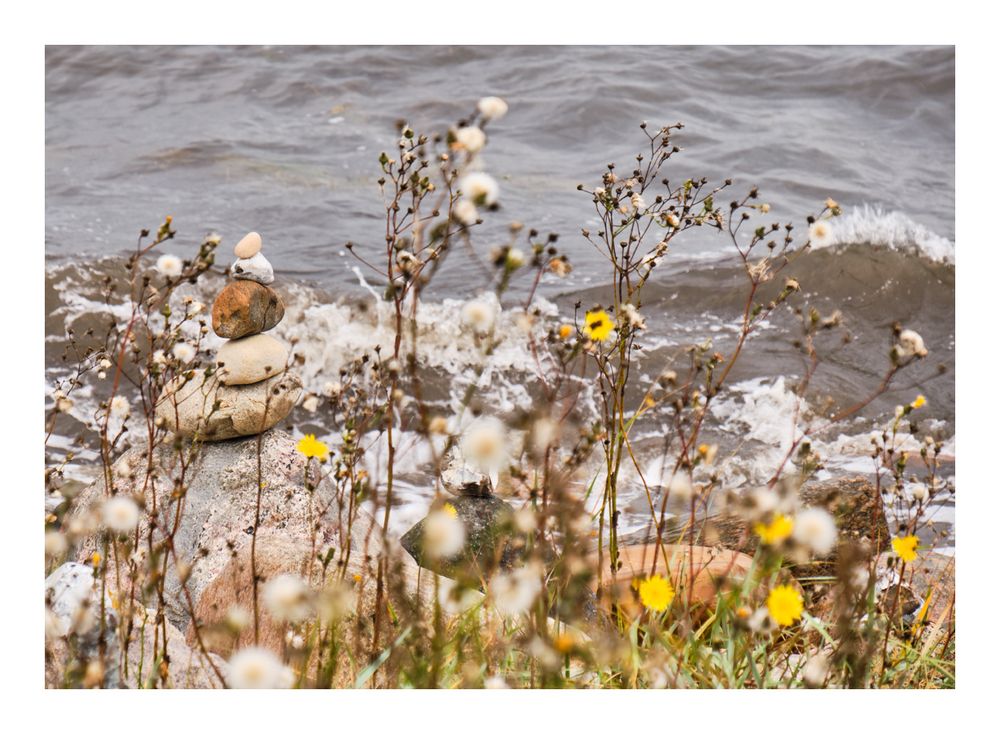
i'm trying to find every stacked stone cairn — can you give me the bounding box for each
[156,232,302,440]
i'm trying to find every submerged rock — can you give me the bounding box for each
[401,495,517,579]
[155,368,301,440]
[666,476,891,578]
[211,280,284,339]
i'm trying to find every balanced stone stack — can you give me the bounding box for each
[156,232,302,440]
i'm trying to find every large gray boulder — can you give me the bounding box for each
[70,429,377,630]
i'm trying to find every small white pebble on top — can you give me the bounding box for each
[232,251,275,285]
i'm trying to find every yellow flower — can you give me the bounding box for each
[638,574,675,613]
[892,535,919,562]
[767,584,804,627]
[583,309,614,342]
[558,324,574,340]
[297,434,330,462]
[553,633,575,654]
[911,394,927,409]
[754,513,794,545]
[91,551,101,568]
[443,502,458,518]
[697,443,718,464]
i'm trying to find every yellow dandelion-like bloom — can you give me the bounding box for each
[553,633,575,654]
[638,574,675,613]
[767,584,804,627]
[754,513,794,545]
[297,434,330,462]
[892,535,919,563]
[583,309,614,342]
[558,324,574,340]
[911,394,927,409]
[443,502,458,518]
[91,551,101,567]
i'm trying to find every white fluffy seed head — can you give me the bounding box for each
[897,329,928,358]
[45,530,68,559]
[792,507,839,556]
[489,564,543,617]
[102,496,140,533]
[317,581,357,624]
[460,416,507,473]
[808,220,834,247]
[461,298,496,333]
[423,507,466,560]
[155,254,183,277]
[530,417,560,457]
[453,198,479,226]
[172,342,196,363]
[458,172,499,206]
[225,605,251,631]
[261,574,312,623]
[228,647,294,689]
[109,395,130,419]
[454,126,486,153]
[477,96,509,121]
[623,303,646,330]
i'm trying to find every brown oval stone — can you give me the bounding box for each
[588,544,759,621]
[211,280,284,339]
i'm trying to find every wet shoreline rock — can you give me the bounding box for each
[401,494,517,579]
[665,476,890,578]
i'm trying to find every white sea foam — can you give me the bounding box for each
[823,204,955,263]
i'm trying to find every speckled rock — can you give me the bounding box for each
[190,531,446,687]
[70,430,378,631]
[124,610,228,688]
[231,251,275,285]
[216,333,289,386]
[401,494,516,579]
[45,562,120,688]
[155,368,301,440]
[211,280,284,339]
[234,231,262,259]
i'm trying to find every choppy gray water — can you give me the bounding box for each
[45,46,955,547]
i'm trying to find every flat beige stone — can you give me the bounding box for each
[155,368,301,440]
[234,231,262,259]
[216,333,288,385]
